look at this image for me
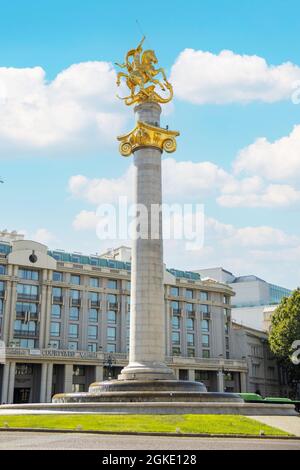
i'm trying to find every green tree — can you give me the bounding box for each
[269,288,300,397]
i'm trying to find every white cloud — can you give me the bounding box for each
[0,62,126,153]
[170,49,300,104]
[234,125,300,180]
[73,210,99,231]
[30,228,57,245]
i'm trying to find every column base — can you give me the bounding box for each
[118,361,175,381]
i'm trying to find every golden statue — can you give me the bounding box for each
[115,36,173,106]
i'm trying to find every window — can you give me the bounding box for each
[16,302,37,315]
[18,269,39,281]
[17,284,38,298]
[108,279,117,289]
[172,347,181,356]
[53,272,63,282]
[225,337,229,349]
[89,309,98,323]
[89,292,100,306]
[195,370,209,381]
[19,339,35,348]
[0,265,5,275]
[200,291,208,301]
[186,317,194,330]
[187,333,195,346]
[202,334,210,347]
[50,322,60,337]
[70,307,79,321]
[0,281,5,294]
[185,289,193,299]
[49,340,59,349]
[223,295,229,304]
[172,316,180,329]
[186,303,193,313]
[51,304,61,318]
[88,325,98,340]
[71,275,80,285]
[68,341,78,351]
[187,348,195,357]
[201,320,209,332]
[89,277,99,288]
[107,327,116,341]
[171,300,180,313]
[224,321,229,334]
[69,323,79,338]
[127,281,131,291]
[107,310,116,323]
[107,343,116,353]
[170,286,179,296]
[200,304,209,313]
[202,350,210,358]
[107,293,117,303]
[73,366,85,376]
[88,343,97,352]
[268,366,275,379]
[52,287,62,303]
[70,289,80,300]
[172,331,180,345]
[252,364,260,377]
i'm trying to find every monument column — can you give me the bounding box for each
[119,102,174,380]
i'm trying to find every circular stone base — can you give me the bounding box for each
[52,379,243,404]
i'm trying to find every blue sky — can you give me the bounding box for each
[1,0,300,288]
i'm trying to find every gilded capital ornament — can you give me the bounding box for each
[117,121,179,157]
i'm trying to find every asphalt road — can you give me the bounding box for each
[0,431,299,450]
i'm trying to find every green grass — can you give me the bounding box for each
[0,414,290,436]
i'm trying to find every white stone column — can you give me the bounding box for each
[217,370,224,392]
[7,362,16,403]
[40,362,47,402]
[63,364,73,393]
[240,371,247,392]
[95,365,104,382]
[188,369,195,382]
[119,102,174,381]
[45,363,53,402]
[1,363,10,403]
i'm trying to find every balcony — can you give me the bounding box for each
[90,300,101,308]
[70,298,81,307]
[14,329,39,338]
[17,293,39,302]
[108,302,118,310]
[16,312,39,321]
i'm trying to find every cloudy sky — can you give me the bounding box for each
[1,0,299,288]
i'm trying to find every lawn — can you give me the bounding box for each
[0,414,290,436]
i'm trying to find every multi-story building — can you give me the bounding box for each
[194,268,291,331]
[0,235,281,404]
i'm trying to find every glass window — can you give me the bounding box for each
[202,349,210,358]
[89,292,100,302]
[108,279,117,289]
[70,289,80,300]
[185,289,193,299]
[16,302,37,314]
[18,269,39,281]
[172,347,181,356]
[70,307,79,321]
[88,325,98,340]
[89,309,98,323]
[202,334,210,347]
[17,284,38,297]
[71,275,80,285]
[50,322,60,337]
[69,323,79,338]
[52,286,62,297]
[88,343,97,352]
[172,331,180,345]
[107,343,116,353]
[107,310,116,323]
[195,370,209,381]
[200,291,208,301]
[0,299,3,314]
[186,318,194,330]
[51,304,61,318]
[223,295,229,304]
[200,304,209,313]
[225,337,229,349]
[0,280,4,293]
[53,272,63,282]
[170,286,179,296]
[107,327,116,341]
[89,277,99,288]
[68,341,78,351]
[107,293,117,304]
[127,281,131,290]
[201,320,209,332]
[172,316,180,329]
[19,339,35,348]
[187,348,195,357]
[0,265,6,275]
[187,333,194,346]
[49,340,59,349]
[186,303,193,313]
[171,300,179,311]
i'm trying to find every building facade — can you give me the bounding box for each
[195,268,291,331]
[0,235,281,404]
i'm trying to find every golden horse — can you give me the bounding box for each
[116,42,173,106]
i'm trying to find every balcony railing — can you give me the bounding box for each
[14,329,39,338]
[16,312,39,320]
[17,293,39,302]
[90,300,101,308]
[52,295,63,304]
[70,298,81,307]
[172,308,181,315]
[108,302,118,310]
